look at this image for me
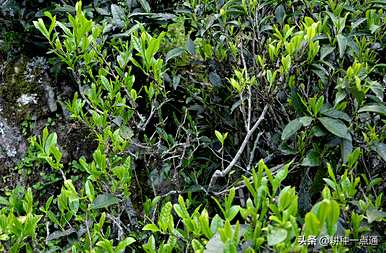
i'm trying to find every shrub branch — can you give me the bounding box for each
[208,104,268,190]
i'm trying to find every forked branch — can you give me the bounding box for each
[208,104,268,190]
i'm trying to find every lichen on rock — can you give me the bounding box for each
[0,55,59,183]
[0,116,26,169]
[0,55,57,124]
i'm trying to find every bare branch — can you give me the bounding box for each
[208,104,269,190]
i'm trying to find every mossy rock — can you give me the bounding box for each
[0,55,55,125]
[0,116,26,191]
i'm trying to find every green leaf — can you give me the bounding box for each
[50,146,62,163]
[320,108,351,122]
[278,186,292,211]
[186,37,195,55]
[33,19,50,40]
[165,48,186,63]
[143,224,160,232]
[301,149,320,167]
[314,96,325,115]
[45,133,58,154]
[342,138,353,163]
[215,130,225,145]
[320,45,335,60]
[85,180,95,202]
[366,207,386,223]
[325,200,340,235]
[96,239,114,252]
[92,194,120,209]
[116,237,136,253]
[336,34,347,58]
[0,196,9,206]
[310,125,327,137]
[358,104,386,116]
[351,18,367,29]
[159,202,173,232]
[47,210,61,226]
[192,239,204,252]
[210,214,224,234]
[138,0,151,12]
[326,163,336,182]
[226,205,240,221]
[299,116,313,127]
[205,233,225,253]
[275,5,286,24]
[273,163,289,186]
[100,76,112,92]
[209,72,222,87]
[267,227,287,246]
[304,212,321,236]
[111,4,125,27]
[368,81,384,101]
[318,117,351,140]
[281,118,302,141]
[311,64,328,84]
[143,235,156,253]
[371,142,386,163]
[370,24,380,34]
[316,200,330,224]
[119,126,133,140]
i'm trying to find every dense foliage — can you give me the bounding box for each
[0,0,385,252]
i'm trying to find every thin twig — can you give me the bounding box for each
[248,131,264,171]
[208,105,269,190]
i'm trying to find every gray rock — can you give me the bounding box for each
[0,116,26,169]
[43,84,57,112]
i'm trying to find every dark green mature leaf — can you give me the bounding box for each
[320,45,335,60]
[92,194,120,209]
[282,118,302,141]
[299,116,313,126]
[111,4,125,27]
[46,228,76,241]
[371,142,386,162]
[318,117,351,140]
[310,126,327,137]
[351,18,367,29]
[279,143,297,155]
[336,34,347,58]
[138,0,151,12]
[358,104,386,116]
[342,138,353,163]
[321,108,351,122]
[368,81,384,101]
[186,37,195,55]
[275,4,286,24]
[301,150,320,167]
[281,116,312,141]
[165,48,186,63]
[146,13,176,22]
[209,72,222,87]
[311,64,328,84]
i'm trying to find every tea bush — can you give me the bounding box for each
[0,0,385,252]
